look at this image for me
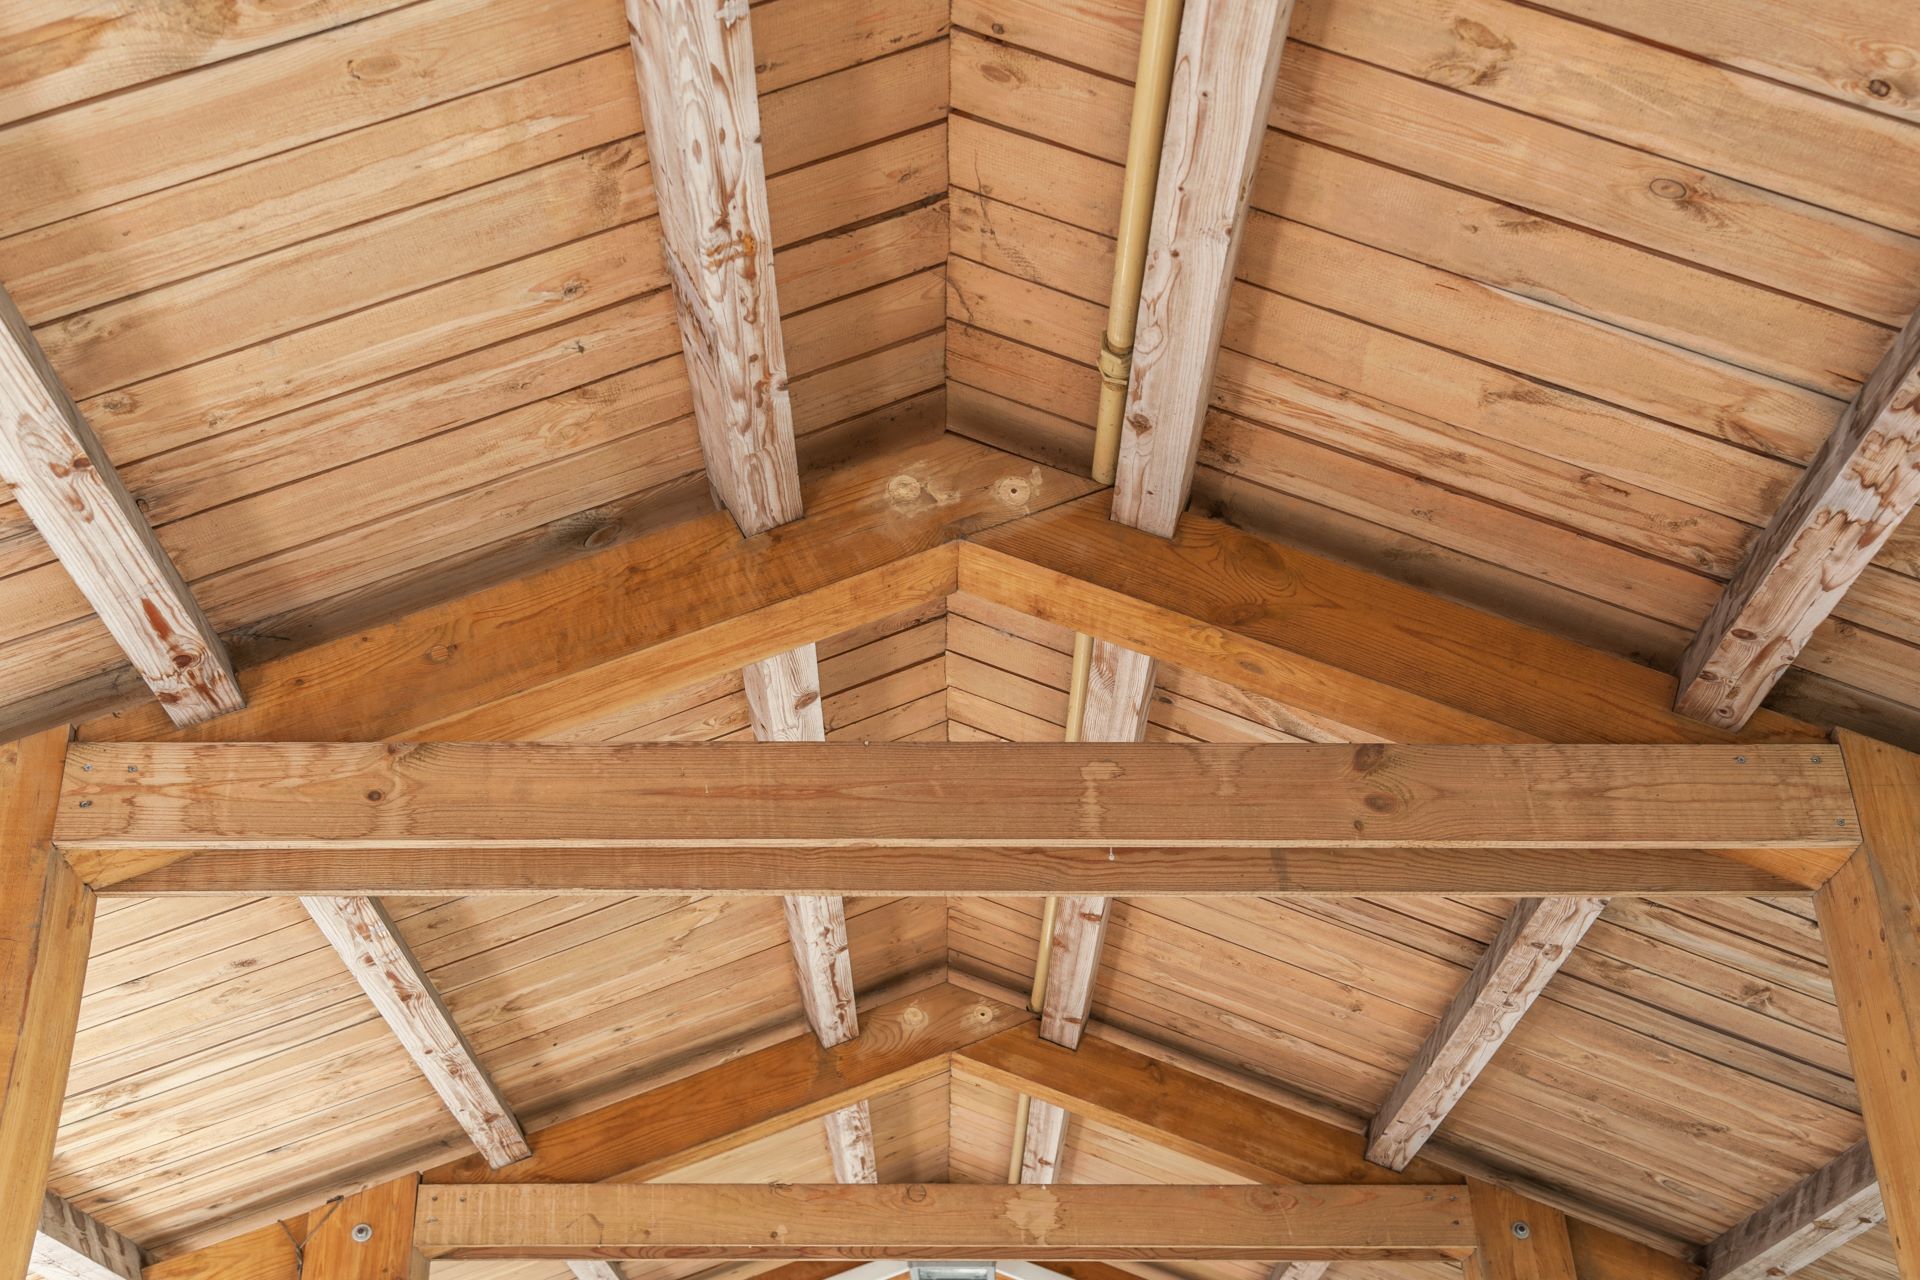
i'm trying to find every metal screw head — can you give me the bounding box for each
[77,800,92,808]
[1811,754,1824,764]
[351,1224,373,1244]
[1733,755,1746,764]
[81,763,91,772]
[1511,1221,1531,1240]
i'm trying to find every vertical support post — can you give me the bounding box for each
[1464,1180,1576,1280]
[1,727,93,1280]
[1821,730,1920,1279]
[303,1176,425,1280]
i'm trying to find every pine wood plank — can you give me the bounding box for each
[0,286,240,726]
[32,1192,144,1280]
[1677,311,1920,730]
[1367,897,1609,1171]
[1110,0,1292,536]
[303,1177,424,1280]
[626,0,799,536]
[1818,731,1920,1279]
[299,896,531,1169]
[1020,1098,1070,1185]
[409,1183,1477,1261]
[1,727,94,1280]
[1706,1139,1883,1280]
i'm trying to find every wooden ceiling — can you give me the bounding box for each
[5,1,1920,1280]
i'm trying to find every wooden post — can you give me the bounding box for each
[303,1176,425,1280]
[1464,1180,1576,1280]
[1820,730,1920,1280]
[1,727,93,1280]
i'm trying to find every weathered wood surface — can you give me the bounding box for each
[56,741,1855,853]
[1111,0,1295,536]
[626,0,799,535]
[1019,1097,1069,1185]
[0,287,241,726]
[299,895,530,1168]
[1677,308,1920,729]
[1,728,94,1280]
[1267,1266,1329,1280]
[409,1182,1478,1260]
[33,1192,144,1280]
[821,1101,878,1185]
[1705,1139,1882,1280]
[1368,896,1609,1170]
[567,1263,623,1280]
[1817,730,1920,1279]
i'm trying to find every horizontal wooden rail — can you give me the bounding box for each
[409,1183,1478,1260]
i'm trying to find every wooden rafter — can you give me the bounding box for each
[1110,0,1295,537]
[1704,1139,1882,1280]
[409,1182,1477,1261]
[1367,895,1609,1170]
[1676,308,1920,730]
[1018,1096,1070,1185]
[0,287,241,727]
[299,895,530,1168]
[1266,1266,1328,1280]
[32,1193,143,1280]
[625,0,799,536]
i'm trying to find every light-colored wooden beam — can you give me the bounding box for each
[1705,1139,1882,1280]
[409,1183,1478,1261]
[1676,310,1920,730]
[1266,1265,1329,1280]
[33,1193,142,1280]
[1818,730,1920,1280]
[1110,0,1295,536]
[0,287,241,726]
[952,1020,1697,1279]
[1019,1097,1069,1185]
[299,895,529,1169]
[568,1264,624,1280]
[1367,896,1608,1170]
[2,727,94,1280]
[822,1101,877,1184]
[625,0,798,536]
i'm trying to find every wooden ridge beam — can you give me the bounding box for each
[625,0,799,536]
[1111,0,1295,536]
[1818,730,1920,1279]
[952,1021,1696,1280]
[0,287,241,726]
[33,1192,143,1280]
[1367,896,1609,1171]
[299,895,530,1169]
[1704,1139,1882,1280]
[1676,309,1920,730]
[408,1182,1478,1261]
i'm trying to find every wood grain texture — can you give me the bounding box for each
[1705,1139,1882,1280]
[33,1191,144,1280]
[1019,1097,1070,1185]
[567,1263,624,1280]
[1267,1266,1329,1280]
[1677,308,1920,729]
[1817,731,1920,1279]
[298,895,530,1169]
[626,0,800,536]
[409,1182,1478,1259]
[1038,895,1111,1049]
[0,286,240,726]
[1,727,92,1280]
[1367,896,1609,1170]
[822,1102,878,1185]
[1464,1179,1576,1280]
[1110,0,1294,537]
[303,1177,423,1280]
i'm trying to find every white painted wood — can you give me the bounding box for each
[300,895,531,1168]
[0,285,241,726]
[626,0,799,536]
[1111,0,1296,537]
[1678,306,1920,729]
[1267,1265,1330,1280]
[1706,1139,1883,1280]
[567,1263,624,1280]
[742,643,825,741]
[1019,1097,1070,1186]
[32,1194,141,1280]
[823,1100,879,1184]
[1368,896,1609,1170]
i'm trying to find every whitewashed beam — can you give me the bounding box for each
[1020,1097,1070,1185]
[1367,896,1608,1170]
[1267,1266,1330,1280]
[31,1194,141,1280]
[1676,307,1920,729]
[300,896,530,1168]
[824,1100,879,1184]
[1705,1139,1883,1280]
[1110,0,1296,537]
[626,0,799,536]
[567,1264,624,1280]
[0,286,241,725]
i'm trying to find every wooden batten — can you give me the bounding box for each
[0,288,241,727]
[32,1193,143,1280]
[1677,308,1920,730]
[1705,1139,1883,1280]
[625,0,799,536]
[299,895,530,1168]
[408,1182,1478,1260]
[1110,0,1295,536]
[1368,896,1610,1170]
